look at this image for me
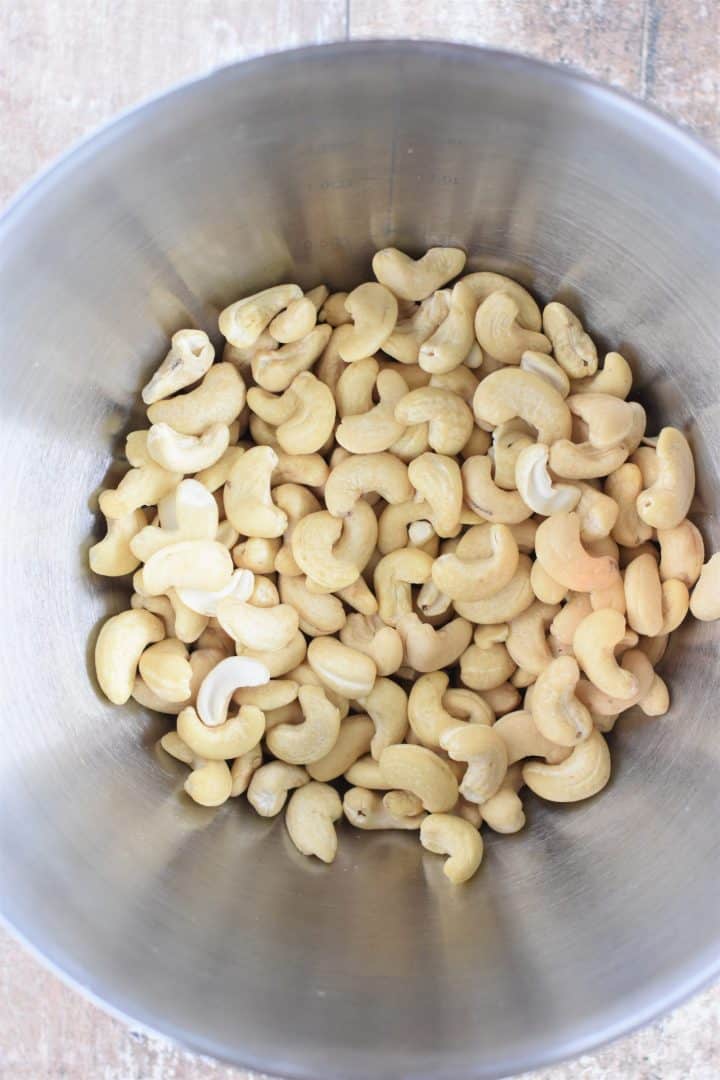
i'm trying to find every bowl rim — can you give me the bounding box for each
[1,39,719,1080]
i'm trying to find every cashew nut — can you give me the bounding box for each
[462,455,532,525]
[542,302,598,377]
[336,369,408,453]
[523,729,611,802]
[690,553,720,621]
[506,600,559,675]
[636,427,695,530]
[95,609,165,704]
[324,452,412,517]
[240,630,307,678]
[420,814,483,884]
[520,350,570,397]
[372,247,466,301]
[407,452,463,537]
[268,297,317,344]
[306,636,377,699]
[230,744,263,797]
[252,325,332,392]
[573,608,639,698]
[515,443,580,515]
[247,762,309,816]
[373,547,433,626]
[454,554,534,625]
[140,540,233,596]
[382,292,449,364]
[216,598,299,651]
[379,744,458,812]
[535,512,619,593]
[394,387,473,455]
[572,352,633,398]
[418,280,476,374]
[138,638,192,703]
[473,368,571,444]
[196,655,269,727]
[147,363,245,436]
[530,656,593,747]
[493,709,569,765]
[247,372,336,454]
[432,523,519,602]
[142,329,215,405]
[177,703,264,760]
[623,552,663,636]
[475,293,551,364]
[658,520,704,587]
[481,766,526,834]
[459,640,516,690]
[90,508,147,576]
[338,282,398,362]
[219,284,303,348]
[224,445,288,538]
[307,713,374,781]
[339,614,403,677]
[344,787,425,830]
[266,684,341,765]
[176,567,254,617]
[285,781,342,863]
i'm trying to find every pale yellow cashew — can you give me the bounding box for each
[274,483,322,576]
[343,787,425,830]
[506,600,559,676]
[177,703,264,760]
[309,499,378,592]
[573,482,619,542]
[339,614,403,677]
[636,427,695,530]
[307,714,374,781]
[630,445,661,489]
[568,394,645,451]
[167,590,211,644]
[475,293,551,364]
[247,575,280,607]
[138,638,192,703]
[335,355,378,417]
[572,351,633,398]
[240,630,307,677]
[638,632,669,668]
[273,451,329,488]
[640,674,670,716]
[459,641,516,690]
[481,766,526,834]
[337,282,398,362]
[377,499,434,554]
[523,729,611,803]
[336,369,408,453]
[440,723,508,804]
[382,292,449,364]
[462,455,532,525]
[416,580,452,619]
[542,302,598,377]
[130,478,219,560]
[195,655,269,727]
[493,709,569,765]
[335,578,378,616]
[234,679,298,712]
[354,676,409,759]
[658,520,705,587]
[431,523,519,602]
[530,656,593,747]
[161,733,234,807]
[266,684,341,765]
[530,561,567,605]
[147,363,245,436]
[418,280,476,373]
[252,325,332,392]
[230,744,263,797]
[462,272,541,329]
[514,443,580,515]
[140,540,233,597]
[95,609,165,705]
[573,608,639,699]
[443,687,494,727]
[455,554,534,625]
[397,614,472,673]
[290,512,358,591]
[394,387,473,455]
[247,372,336,455]
[319,291,351,326]
[548,438,630,481]
[285,781,343,863]
[473,368,572,445]
[224,445,287,538]
[535,512,619,593]
[146,422,230,474]
[195,446,245,492]
[176,567,254,618]
[142,328,215,405]
[90,508,147,576]
[344,755,393,790]
[408,671,458,749]
[658,579,689,633]
[372,246,466,301]
[520,350,570,397]
[550,593,592,645]
[420,814,483,884]
[99,455,182,520]
[219,284,303,348]
[624,552,664,636]
[247,762,309,816]
[306,636,377,698]
[324,452,413,517]
[379,744,459,812]
[481,682,521,716]
[575,648,655,717]
[216,599,299,651]
[233,537,280,575]
[133,643,222,715]
[689,554,720,621]
[280,575,346,637]
[383,790,424,818]
[407,452,463,537]
[268,296,317,343]
[373,547,433,626]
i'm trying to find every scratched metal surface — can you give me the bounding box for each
[0,4,719,1079]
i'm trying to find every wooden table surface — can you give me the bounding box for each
[1,3,718,1078]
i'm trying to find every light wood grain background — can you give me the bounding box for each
[1,2,718,1078]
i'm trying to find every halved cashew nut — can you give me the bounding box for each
[523,729,611,803]
[420,814,483,884]
[307,636,377,699]
[542,302,598,377]
[636,427,695,530]
[515,443,580,515]
[530,656,593,747]
[379,744,459,812]
[535,512,619,592]
[573,609,638,698]
[475,293,551,364]
[196,655,269,726]
[338,282,398,362]
[408,453,463,537]
[324,452,412,517]
[307,714,374,781]
[395,387,473,455]
[142,329,215,405]
[372,247,466,301]
[690,554,720,621]
[177,703,264,760]
[285,782,343,863]
[473,368,571,444]
[147,363,245,436]
[95,609,165,704]
[224,445,288,538]
[266,684,341,765]
[247,762,309,816]
[432,523,519,601]
[419,280,476,373]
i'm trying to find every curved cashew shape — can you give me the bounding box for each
[459,641,516,690]
[146,422,229,474]
[291,512,357,591]
[394,387,473,455]
[138,638,192,703]
[307,636,377,699]
[273,451,328,488]
[182,755,233,807]
[475,293,551,364]
[335,355,378,417]
[530,561,567,605]
[99,456,182,521]
[268,296,317,343]
[455,554,534,625]
[374,547,433,626]
[219,284,302,348]
[240,630,307,678]
[443,687,494,727]
[515,443,580,515]
[345,755,393,790]
[416,580,452,620]
[336,369,408,453]
[252,325,332,392]
[307,714,374,781]
[550,592,593,645]
[542,302,598,377]
[489,420,534,491]
[535,512,619,592]
[147,363,245,436]
[432,523,519,601]
[95,609,165,704]
[462,455,532,525]
[355,676,409,759]
[176,566,253,618]
[247,372,336,454]
[285,781,343,863]
[572,351,633,398]
[575,648,655,716]
[344,787,425,830]
[530,656,593,747]
[196,655,269,726]
[523,729,611,803]
[335,578,378,617]
[624,552,663,636]
[506,600,559,675]
[234,679,298,712]
[658,519,704,587]
[382,292,449,364]
[479,766,525,834]
[140,540,233,597]
[177,703,264,760]
[690,553,720,621]
[573,609,638,698]
[379,744,459,812]
[493,709,569,765]
[339,614,403,677]
[230,744,263,797]
[462,272,541,329]
[420,814,483,884]
[224,445,287,538]
[378,499,433,554]
[324,452,412,517]
[337,282,398,362]
[408,671,457,749]
[636,427,695,530]
[319,291,351,326]
[216,599,299,651]
[195,446,245,492]
[247,762,309,816]
[280,575,346,637]
[568,394,645,451]
[90,508,146,576]
[574,482,619,542]
[274,482,322,576]
[266,684,341,765]
[142,329,215,405]
[659,578,690,633]
[418,280,476,374]
[440,723,508,804]
[520,350,570,397]
[233,537,280,575]
[474,368,571,445]
[130,478,219,560]
[481,682,521,716]
[372,246,466,301]
[398,613,473,673]
[407,452,463,537]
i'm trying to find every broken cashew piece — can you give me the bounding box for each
[142,329,215,405]
[343,787,425,830]
[542,302,598,378]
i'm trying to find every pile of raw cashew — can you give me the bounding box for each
[91,247,720,884]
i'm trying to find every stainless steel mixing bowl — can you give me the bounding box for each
[0,41,719,1080]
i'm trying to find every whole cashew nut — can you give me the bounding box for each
[90,508,147,576]
[196,655,270,727]
[247,762,309,816]
[140,540,233,597]
[307,636,377,699]
[355,676,409,759]
[336,369,408,453]
[515,443,580,515]
[530,656,593,746]
[505,600,559,676]
[343,787,426,830]
[285,781,343,863]
[571,352,633,398]
[475,293,551,364]
[394,387,474,455]
[636,427,695,530]
[408,452,464,537]
[147,363,246,436]
[268,297,318,343]
[397,614,473,672]
[382,292,449,364]
[177,703,265,760]
[339,614,403,677]
[338,282,398,362]
[658,520,705,587]
[459,640,516,691]
[473,368,571,444]
[379,744,459,812]
[493,709,570,765]
[420,814,483,884]
[542,302,598,377]
[419,280,476,374]
[142,329,215,405]
[624,552,664,636]
[689,553,720,621]
[440,723,508,804]
[454,554,534,625]
[522,729,611,803]
[95,609,165,704]
[373,547,433,626]
[216,598,299,651]
[176,567,254,617]
[146,422,230,474]
[372,247,466,301]
[280,574,347,637]
[324,452,413,517]
[266,684,342,765]
[520,350,570,397]
[138,638,192,703]
[535,512,619,592]
[224,445,288,538]
[432,523,519,601]
[307,714,374,781]
[252,325,332,392]
[247,373,336,454]
[573,609,639,698]
[462,455,532,525]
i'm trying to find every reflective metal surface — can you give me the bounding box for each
[0,42,719,1080]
